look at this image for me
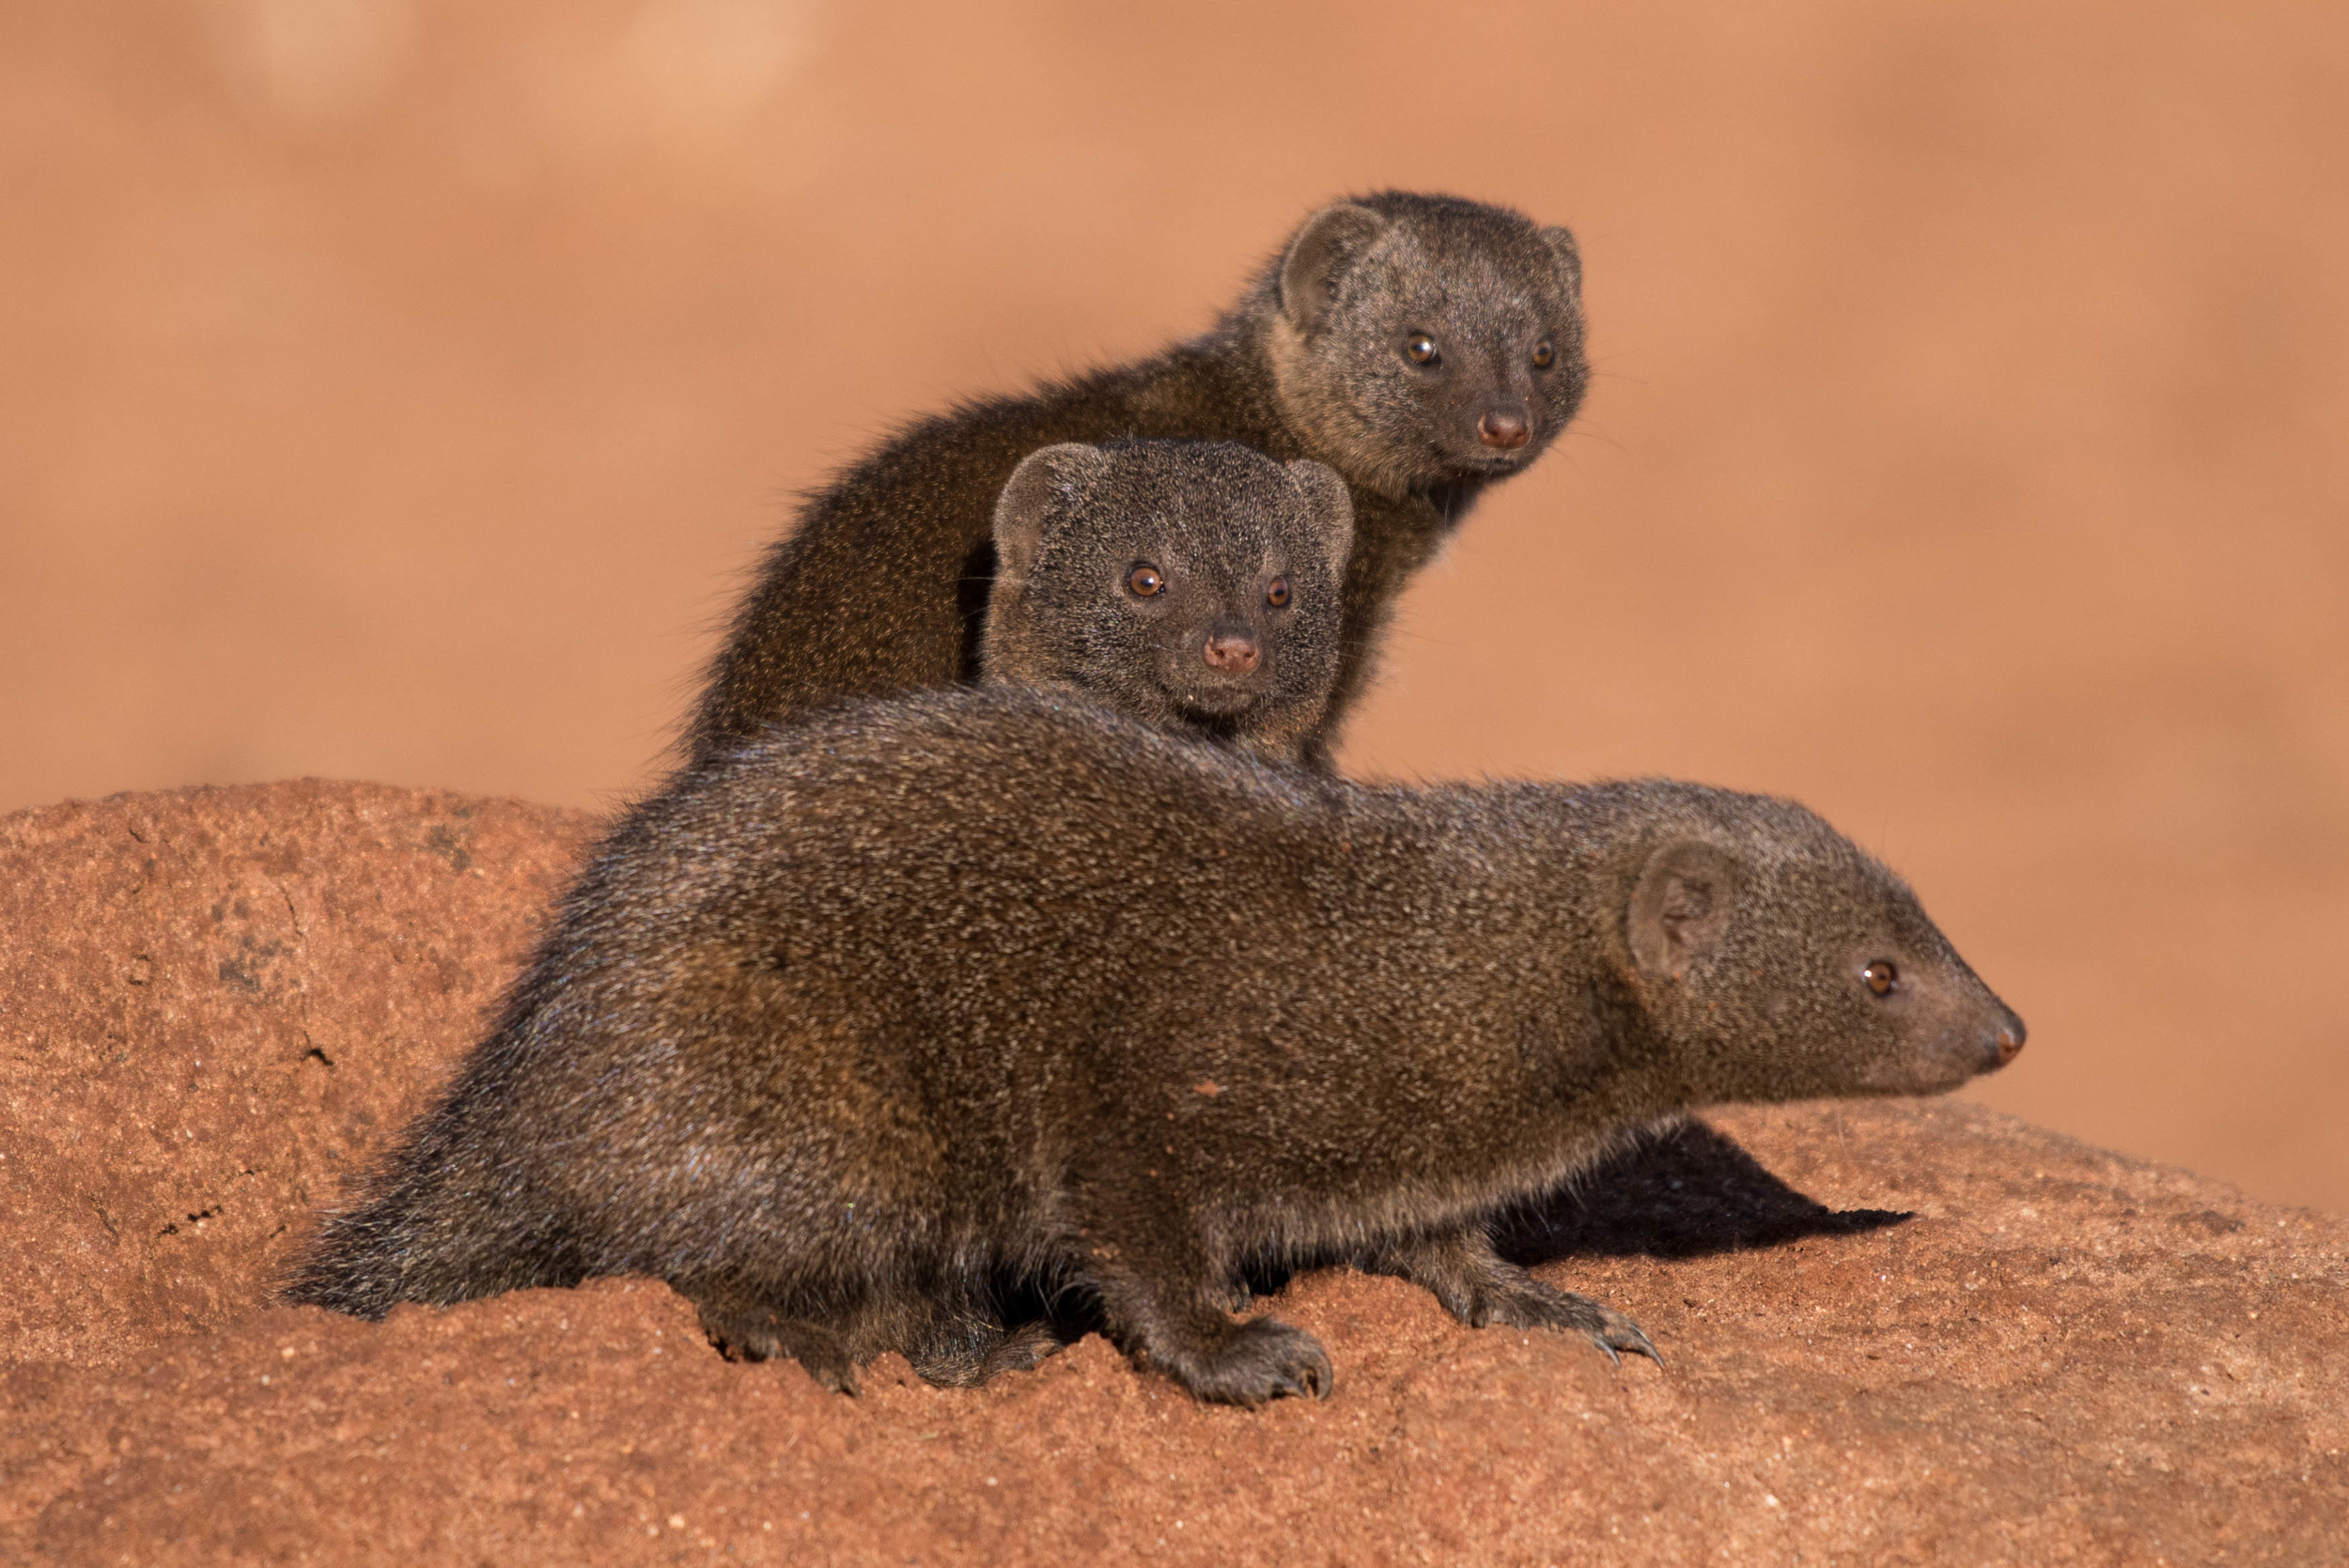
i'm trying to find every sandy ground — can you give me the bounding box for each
[6,781,2345,1564]
[0,8,2343,1222]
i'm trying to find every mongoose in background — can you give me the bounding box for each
[982,439,1353,763]
[690,190,1588,769]
[287,689,2026,1406]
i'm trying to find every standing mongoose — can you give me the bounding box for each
[690,191,1588,769]
[286,689,2027,1405]
[982,439,1353,763]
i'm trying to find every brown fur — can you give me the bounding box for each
[286,690,2024,1405]
[690,191,1588,769]
[982,439,1352,763]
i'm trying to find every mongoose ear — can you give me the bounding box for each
[1283,458,1356,564]
[1279,202,1392,335]
[1627,840,1742,980]
[993,442,1109,582]
[1540,225,1583,303]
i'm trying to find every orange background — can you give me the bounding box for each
[5,2,2343,1210]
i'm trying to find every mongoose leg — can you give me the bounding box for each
[906,1316,1070,1389]
[1073,1206,1332,1405]
[1129,1306,1333,1407]
[1366,1223,1663,1369]
[680,1279,863,1394]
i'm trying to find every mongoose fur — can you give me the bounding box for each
[690,190,1588,769]
[287,689,2026,1405]
[982,439,1353,762]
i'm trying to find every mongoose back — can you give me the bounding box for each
[288,689,2025,1405]
[691,191,1588,768]
[982,439,1352,763]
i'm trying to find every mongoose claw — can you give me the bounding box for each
[1164,1316,1335,1406]
[1594,1313,1665,1371]
[1500,1280,1664,1371]
[687,1287,863,1394]
[1571,1297,1663,1370]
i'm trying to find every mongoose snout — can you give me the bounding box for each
[1477,406,1532,450]
[1202,629,1261,675]
[1945,1001,2027,1079]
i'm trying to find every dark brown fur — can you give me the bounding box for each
[690,191,1589,770]
[287,690,2024,1405]
[983,439,1352,763]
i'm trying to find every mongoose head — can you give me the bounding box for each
[1261,191,1588,499]
[984,439,1354,762]
[1611,786,2027,1104]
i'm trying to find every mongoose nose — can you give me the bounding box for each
[1203,632,1261,675]
[1477,409,1532,450]
[1992,1012,2027,1068]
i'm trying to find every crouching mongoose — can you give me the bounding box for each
[690,191,1589,769]
[287,690,2026,1405]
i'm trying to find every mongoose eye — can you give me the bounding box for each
[1266,576,1292,608]
[1404,333,1439,366]
[1862,959,1899,998]
[1532,337,1555,369]
[1127,563,1164,598]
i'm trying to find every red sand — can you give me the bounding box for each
[6,781,2344,1563]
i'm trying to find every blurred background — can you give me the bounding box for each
[4,1,2343,1210]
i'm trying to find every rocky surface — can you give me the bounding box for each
[4,782,2344,1565]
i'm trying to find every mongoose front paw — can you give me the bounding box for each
[1500,1285,1663,1369]
[910,1318,1069,1389]
[691,1293,862,1394]
[1164,1316,1334,1406]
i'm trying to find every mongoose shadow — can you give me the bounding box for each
[1493,1118,1910,1265]
[1184,1122,1908,1318]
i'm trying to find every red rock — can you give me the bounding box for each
[4,782,2343,1563]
